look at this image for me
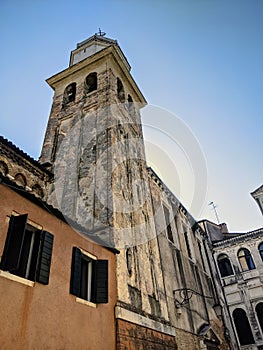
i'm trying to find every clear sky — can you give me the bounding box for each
[1,0,262,232]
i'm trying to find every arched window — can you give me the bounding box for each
[32,184,44,199]
[63,83,76,107]
[117,78,125,103]
[128,94,135,114]
[0,161,8,176]
[14,173,27,188]
[233,308,254,346]
[256,303,263,333]
[258,242,263,261]
[238,248,255,271]
[217,254,234,277]
[85,72,97,93]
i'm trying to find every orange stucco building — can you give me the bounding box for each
[0,173,118,350]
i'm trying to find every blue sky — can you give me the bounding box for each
[1,0,262,231]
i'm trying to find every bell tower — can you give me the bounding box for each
[39,32,179,348]
[40,32,153,248]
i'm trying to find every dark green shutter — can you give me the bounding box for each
[1,214,28,272]
[94,260,108,304]
[70,247,82,297]
[36,231,54,285]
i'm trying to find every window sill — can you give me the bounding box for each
[75,297,97,308]
[0,270,34,287]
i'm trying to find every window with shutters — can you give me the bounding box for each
[0,214,54,284]
[70,247,108,304]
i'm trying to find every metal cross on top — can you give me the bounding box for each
[96,28,106,37]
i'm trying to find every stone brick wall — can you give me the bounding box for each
[116,319,177,350]
[0,137,51,201]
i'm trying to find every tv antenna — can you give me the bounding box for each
[208,201,220,224]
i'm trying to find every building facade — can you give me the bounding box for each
[201,220,263,350]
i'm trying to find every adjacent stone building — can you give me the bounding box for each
[200,220,263,350]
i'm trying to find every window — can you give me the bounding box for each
[258,242,263,261]
[126,248,133,276]
[32,184,44,199]
[70,247,108,304]
[0,214,54,284]
[85,72,97,93]
[163,206,174,243]
[256,303,263,333]
[117,78,125,103]
[198,240,206,272]
[238,248,255,271]
[128,94,135,114]
[183,226,192,259]
[0,161,8,176]
[217,254,234,277]
[14,173,27,188]
[63,83,76,107]
[233,308,255,346]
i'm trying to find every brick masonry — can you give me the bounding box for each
[116,319,177,350]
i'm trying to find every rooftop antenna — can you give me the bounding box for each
[96,28,106,37]
[208,201,220,224]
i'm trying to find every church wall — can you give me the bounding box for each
[148,170,229,349]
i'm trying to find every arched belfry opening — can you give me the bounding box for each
[62,83,76,107]
[85,72,97,94]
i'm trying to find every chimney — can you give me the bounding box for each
[219,223,228,234]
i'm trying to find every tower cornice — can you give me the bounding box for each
[46,45,147,105]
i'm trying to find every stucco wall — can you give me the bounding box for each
[0,183,117,350]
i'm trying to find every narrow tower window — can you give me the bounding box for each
[183,226,192,259]
[128,94,135,114]
[126,248,133,276]
[117,78,125,103]
[198,240,206,272]
[163,205,174,243]
[85,72,97,93]
[63,83,76,107]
